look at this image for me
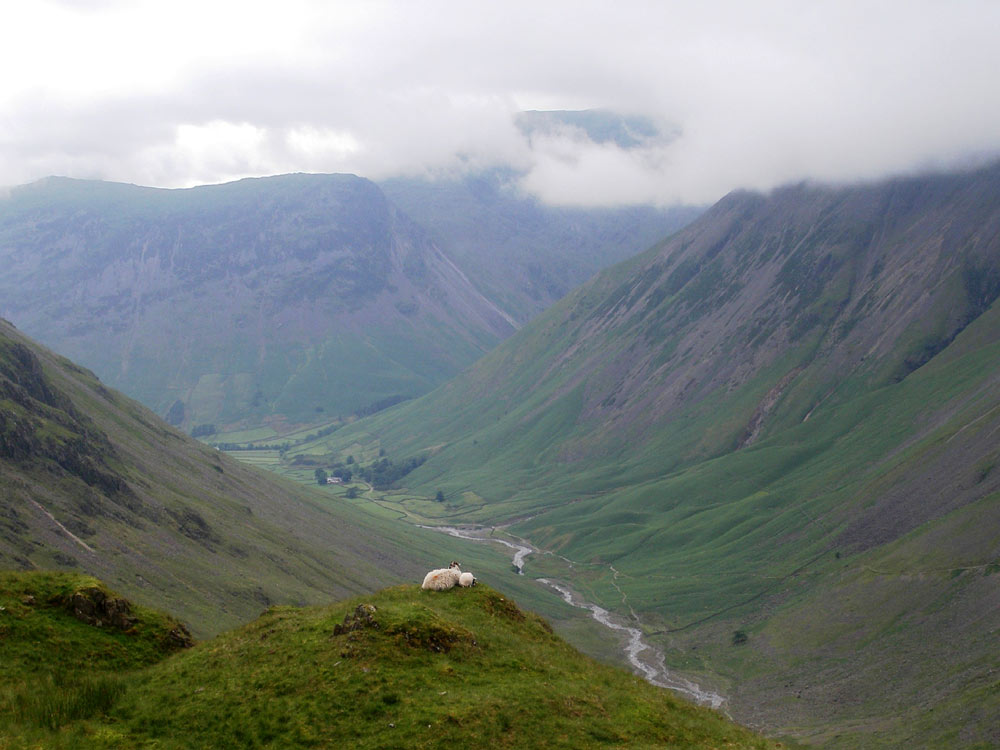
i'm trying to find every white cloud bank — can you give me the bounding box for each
[3,0,1000,205]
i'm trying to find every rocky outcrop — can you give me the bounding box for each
[67,585,137,630]
[0,330,133,503]
[62,583,193,649]
[333,603,379,636]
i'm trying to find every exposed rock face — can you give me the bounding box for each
[67,586,137,630]
[333,603,379,636]
[164,625,195,650]
[332,601,475,654]
[63,584,194,649]
[0,335,131,499]
[549,165,1000,446]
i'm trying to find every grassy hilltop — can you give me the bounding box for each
[0,572,780,749]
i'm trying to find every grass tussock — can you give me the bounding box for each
[10,673,127,731]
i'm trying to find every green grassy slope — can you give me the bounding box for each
[0,572,782,750]
[0,571,191,745]
[281,164,1000,747]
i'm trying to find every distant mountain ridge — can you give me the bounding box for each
[380,168,702,322]
[0,173,514,428]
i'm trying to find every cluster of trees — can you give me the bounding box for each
[213,442,292,452]
[301,422,342,442]
[312,449,427,494]
[357,455,427,490]
[315,467,354,485]
[355,394,411,418]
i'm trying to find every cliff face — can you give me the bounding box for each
[0,173,514,427]
[0,336,129,498]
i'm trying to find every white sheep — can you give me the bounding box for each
[421,561,462,591]
[458,571,476,587]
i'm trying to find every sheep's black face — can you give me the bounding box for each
[449,561,461,569]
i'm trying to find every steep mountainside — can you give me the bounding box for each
[324,163,1000,506]
[381,168,701,322]
[0,572,780,749]
[0,174,514,428]
[307,163,1000,747]
[0,318,470,636]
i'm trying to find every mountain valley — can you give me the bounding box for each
[287,162,1000,747]
[0,316,520,638]
[2,161,999,747]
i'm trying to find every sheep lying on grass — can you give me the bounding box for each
[458,572,476,587]
[421,561,462,591]
[421,562,478,591]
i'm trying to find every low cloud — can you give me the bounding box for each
[3,0,1000,205]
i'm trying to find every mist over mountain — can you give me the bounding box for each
[381,166,701,322]
[312,161,1000,747]
[0,173,514,429]
[514,109,672,149]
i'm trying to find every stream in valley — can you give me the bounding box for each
[422,524,726,710]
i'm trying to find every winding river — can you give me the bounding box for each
[421,525,534,573]
[422,523,726,710]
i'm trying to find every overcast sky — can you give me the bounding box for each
[3,0,1000,205]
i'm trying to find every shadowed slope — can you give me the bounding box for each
[0,318,441,636]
